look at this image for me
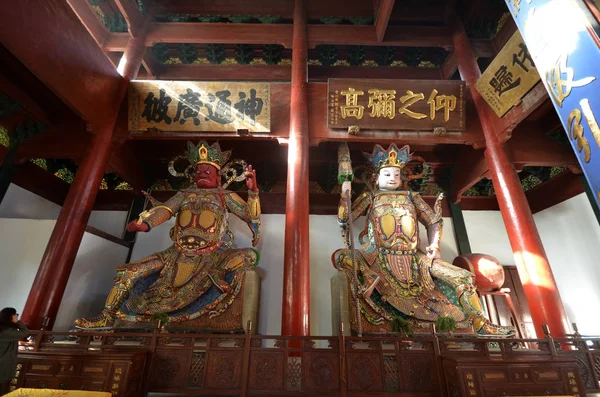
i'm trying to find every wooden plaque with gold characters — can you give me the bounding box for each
[128,81,271,133]
[475,30,540,117]
[328,78,466,131]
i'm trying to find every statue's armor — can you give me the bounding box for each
[369,191,418,253]
[173,191,228,255]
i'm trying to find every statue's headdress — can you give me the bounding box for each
[186,141,231,170]
[363,143,413,171]
[168,141,248,188]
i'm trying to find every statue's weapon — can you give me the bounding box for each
[337,142,362,337]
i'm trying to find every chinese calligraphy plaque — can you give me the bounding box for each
[129,81,271,133]
[328,79,466,131]
[475,30,540,117]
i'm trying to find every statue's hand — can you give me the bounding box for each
[245,165,258,192]
[341,181,352,196]
[126,220,149,232]
[426,244,441,260]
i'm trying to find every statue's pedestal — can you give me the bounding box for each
[115,270,260,334]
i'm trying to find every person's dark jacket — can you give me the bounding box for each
[0,321,28,383]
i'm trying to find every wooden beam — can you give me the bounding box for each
[375,0,395,41]
[495,82,549,142]
[450,147,489,203]
[0,146,69,206]
[114,0,145,37]
[508,122,580,172]
[146,64,442,81]
[107,141,147,191]
[14,123,90,163]
[141,52,165,79]
[492,17,517,53]
[0,72,52,126]
[526,171,584,213]
[65,0,111,47]
[0,0,122,130]
[442,51,457,79]
[148,0,376,19]
[147,23,293,47]
[104,23,458,51]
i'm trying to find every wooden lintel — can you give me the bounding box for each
[65,0,111,47]
[146,64,442,81]
[375,0,395,42]
[450,147,489,203]
[114,0,145,37]
[148,23,293,47]
[148,0,376,19]
[103,23,487,51]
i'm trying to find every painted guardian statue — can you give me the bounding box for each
[333,143,515,336]
[75,141,261,331]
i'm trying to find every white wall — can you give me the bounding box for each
[0,184,62,219]
[463,210,515,265]
[0,219,56,315]
[0,183,128,236]
[533,193,600,335]
[0,218,129,330]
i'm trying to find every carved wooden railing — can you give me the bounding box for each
[18,328,600,397]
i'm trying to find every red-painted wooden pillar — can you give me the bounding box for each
[452,20,570,338]
[21,35,146,330]
[282,0,310,336]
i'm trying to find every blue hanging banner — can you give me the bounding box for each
[505,0,600,208]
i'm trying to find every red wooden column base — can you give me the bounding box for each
[453,19,570,338]
[21,35,146,330]
[282,0,310,337]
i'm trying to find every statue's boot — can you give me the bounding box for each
[74,284,128,329]
[459,288,515,337]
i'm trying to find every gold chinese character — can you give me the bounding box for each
[368,89,397,119]
[466,374,473,380]
[427,89,457,121]
[340,87,365,119]
[580,98,600,148]
[398,90,426,119]
[512,0,521,14]
[568,372,575,378]
[570,379,577,385]
[573,387,579,392]
[468,381,475,387]
[470,390,477,396]
[547,55,595,107]
[568,108,591,162]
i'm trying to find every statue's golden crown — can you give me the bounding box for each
[186,141,231,170]
[364,143,413,170]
